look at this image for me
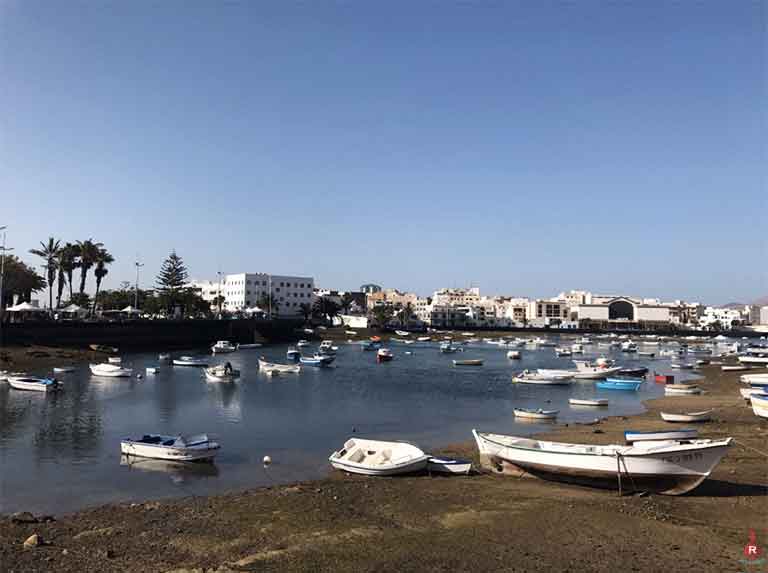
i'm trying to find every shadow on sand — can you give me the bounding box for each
[684,479,768,498]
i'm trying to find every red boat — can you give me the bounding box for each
[654,373,675,384]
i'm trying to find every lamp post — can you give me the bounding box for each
[134,259,144,310]
[0,226,15,346]
[217,271,223,316]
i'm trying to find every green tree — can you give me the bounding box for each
[29,237,61,311]
[256,292,279,318]
[0,256,45,309]
[340,293,355,315]
[299,302,312,323]
[91,248,115,315]
[58,242,78,302]
[398,302,414,327]
[156,250,189,314]
[371,305,394,329]
[76,239,104,295]
[313,297,340,325]
[66,292,91,310]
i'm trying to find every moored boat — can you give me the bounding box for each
[394,330,410,336]
[107,356,122,364]
[426,457,472,475]
[513,408,559,420]
[211,340,238,354]
[506,350,521,359]
[664,384,701,395]
[617,367,648,378]
[286,347,301,360]
[329,438,429,476]
[8,376,60,392]
[52,366,76,374]
[256,357,300,374]
[90,363,133,377]
[90,344,118,353]
[453,359,483,366]
[624,428,698,444]
[513,370,572,385]
[172,356,209,367]
[660,410,713,423]
[204,365,241,382]
[596,379,642,391]
[376,348,394,362]
[569,398,608,407]
[739,387,768,400]
[722,364,751,371]
[121,433,220,462]
[472,429,732,495]
[750,393,768,418]
[300,354,335,367]
[670,363,695,370]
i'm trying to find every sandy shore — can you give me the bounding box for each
[1,365,766,572]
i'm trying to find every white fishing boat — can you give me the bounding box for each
[158,353,171,361]
[660,410,713,423]
[238,343,262,350]
[740,373,768,385]
[670,363,695,370]
[555,347,572,357]
[258,357,300,374]
[624,428,698,443]
[512,371,572,385]
[329,438,429,476]
[211,340,238,354]
[107,356,123,364]
[665,385,702,395]
[204,365,241,382]
[121,433,220,462]
[571,365,623,380]
[417,336,431,342]
[513,408,559,420]
[722,364,751,371]
[750,394,768,419]
[52,366,76,374]
[8,376,60,392]
[738,355,768,365]
[507,350,521,359]
[739,387,768,400]
[472,430,732,495]
[90,363,133,377]
[426,457,472,475]
[172,356,209,367]
[569,398,608,407]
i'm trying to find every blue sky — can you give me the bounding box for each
[1,2,764,304]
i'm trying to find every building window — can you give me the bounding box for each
[280,282,284,287]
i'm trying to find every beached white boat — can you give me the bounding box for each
[569,398,608,407]
[624,428,698,443]
[740,373,768,385]
[329,438,429,476]
[507,350,521,359]
[665,385,702,395]
[173,356,209,367]
[660,410,712,423]
[121,433,220,462]
[512,371,572,385]
[258,357,300,374]
[472,430,732,495]
[740,387,768,400]
[513,408,559,420]
[722,364,751,371]
[750,394,768,418]
[90,363,133,377]
[738,355,768,365]
[204,365,241,382]
[211,340,238,354]
[426,457,472,475]
[8,376,60,392]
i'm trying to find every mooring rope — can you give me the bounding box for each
[734,439,768,458]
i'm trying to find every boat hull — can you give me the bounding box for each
[121,440,219,462]
[8,378,58,392]
[426,457,472,475]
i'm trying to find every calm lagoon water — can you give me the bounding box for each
[0,340,695,514]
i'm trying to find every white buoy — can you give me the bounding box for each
[137,374,143,380]
[263,455,272,466]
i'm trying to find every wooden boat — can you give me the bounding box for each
[514,408,559,420]
[376,348,394,362]
[8,376,60,392]
[90,363,133,377]
[507,350,521,359]
[513,371,572,385]
[121,433,220,462]
[569,398,608,407]
[426,457,472,475]
[329,438,429,476]
[750,393,768,419]
[654,373,675,384]
[596,379,642,391]
[624,428,698,444]
[173,356,209,367]
[660,410,713,423]
[89,344,117,353]
[204,365,241,382]
[52,366,76,374]
[259,356,301,374]
[472,430,732,495]
[211,340,238,354]
[453,359,483,366]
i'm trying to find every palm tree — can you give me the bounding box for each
[340,293,355,315]
[371,305,394,329]
[90,248,115,315]
[398,302,414,327]
[58,242,78,302]
[76,239,104,295]
[29,237,61,311]
[299,302,312,324]
[256,293,279,318]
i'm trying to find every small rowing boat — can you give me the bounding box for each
[90,363,133,377]
[173,356,209,367]
[204,365,241,382]
[121,433,220,462]
[569,398,608,407]
[8,376,60,392]
[596,379,642,391]
[258,358,300,374]
[329,438,429,476]
[660,410,712,423]
[426,457,472,475]
[453,359,483,366]
[514,408,558,420]
[665,384,701,395]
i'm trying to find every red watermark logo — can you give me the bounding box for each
[744,530,762,561]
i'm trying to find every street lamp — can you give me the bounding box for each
[134,259,144,310]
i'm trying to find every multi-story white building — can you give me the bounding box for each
[698,307,743,330]
[187,280,224,305]
[432,287,480,307]
[215,273,314,316]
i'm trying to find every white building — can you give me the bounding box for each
[218,273,314,316]
[761,307,768,325]
[698,307,743,330]
[187,280,223,305]
[432,287,481,307]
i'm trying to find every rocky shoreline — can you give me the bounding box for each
[1,366,766,572]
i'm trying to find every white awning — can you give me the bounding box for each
[7,302,45,312]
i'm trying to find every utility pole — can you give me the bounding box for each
[0,226,15,346]
[217,271,223,317]
[134,259,144,309]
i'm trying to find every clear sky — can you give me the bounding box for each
[1,1,765,304]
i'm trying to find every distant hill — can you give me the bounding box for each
[723,297,768,308]
[752,296,768,307]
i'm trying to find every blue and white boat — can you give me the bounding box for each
[426,456,472,475]
[286,347,301,360]
[439,342,459,354]
[299,354,335,367]
[624,428,698,444]
[596,379,643,391]
[8,376,60,392]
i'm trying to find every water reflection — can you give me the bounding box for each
[120,455,219,484]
